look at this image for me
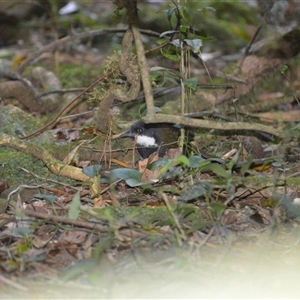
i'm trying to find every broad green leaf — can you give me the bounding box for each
[210,202,225,216]
[169,39,181,48]
[189,155,206,168]
[167,7,176,23]
[181,184,208,201]
[184,39,202,53]
[160,165,185,179]
[125,179,152,188]
[148,158,172,171]
[68,190,81,220]
[109,168,141,182]
[175,155,190,167]
[82,165,102,178]
[203,163,230,179]
[183,77,199,91]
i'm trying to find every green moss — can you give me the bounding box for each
[58,64,105,88]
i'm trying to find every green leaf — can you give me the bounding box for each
[175,204,197,218]
[280,64,289,75]
[125,178,142,187]
[82,165,102,178]
[34,194,57,203]
[160,30,178,38]
[184,39,202,53]
[175,155,190,167]
[180,25,187,33]
[150,73,161,81]
[160,165,185,179]
[180,6,190,23]
[189,155,206,168]
[125,179,152,188]
[68,190,81,220]
[181,184,208,201]
[226,151,240,172]
[161,52,180,61]
[240,155,254,176]
[156,38,169,45]
[210,202,225,217]
[169,39,181,48]
[167,7,176,23]
[109,168,142,182]
[183,77,199,90]
[148,158,172,171]
[202,163,230,179]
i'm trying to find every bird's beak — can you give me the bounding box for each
[112,130,135,140]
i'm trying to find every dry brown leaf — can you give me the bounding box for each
[59,230,88,244]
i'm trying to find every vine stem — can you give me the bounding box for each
[131,24,155,118]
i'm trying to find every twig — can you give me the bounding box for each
[19,71,113,139]
[20,167,81,191]
[37,88,86,98]
[162,193,187,243]
[0,70,39,97]
[21,209,107,232]
[233,2,274,75]
[16,28,161,73]
[198,227,215,248]
[7,184,43,202]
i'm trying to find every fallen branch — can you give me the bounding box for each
[0,133,98,197]
[144,114,281,137]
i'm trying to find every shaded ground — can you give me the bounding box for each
[1,1,300,298]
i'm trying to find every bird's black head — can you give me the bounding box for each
[120,120,181,158]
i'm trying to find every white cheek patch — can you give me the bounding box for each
[136,135,158,147]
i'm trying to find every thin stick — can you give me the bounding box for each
[21,209,107,232]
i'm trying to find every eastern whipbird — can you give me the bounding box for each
[119,120,189,159]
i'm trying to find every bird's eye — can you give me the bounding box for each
[136,128,143,134]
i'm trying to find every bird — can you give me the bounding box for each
[119,120,185,159]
